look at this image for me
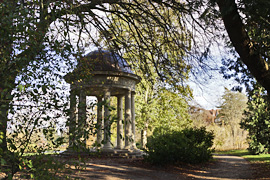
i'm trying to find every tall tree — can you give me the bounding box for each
[218,88,247,146]
[218,88,247,126]
[135,76,158,148]
[136,81,191,148]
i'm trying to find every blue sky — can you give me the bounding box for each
[189,70,238,110]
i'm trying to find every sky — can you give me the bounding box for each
[189,70,239,110]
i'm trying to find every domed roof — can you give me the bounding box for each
[79,50,133,74]
[64,50,140,86]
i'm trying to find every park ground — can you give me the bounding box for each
[7,150,270,179]
[38,150,270,179]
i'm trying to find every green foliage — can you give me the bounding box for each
[241,85,270,154]
[190,89,249,151]
[102,3,193,148]
[203,89,248,150]
[154,88,192,131]
[136,85,191,131]
[0,0,75,177]
[0,62,71,178]
[242,0,270,61]
[30,155,65,179]
[103,3,192,91]
[144,127,214,165]
[135,79,192,148]
[218,88,248,126]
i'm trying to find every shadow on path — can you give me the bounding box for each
[64,154,254,180]
[66,159,185,180]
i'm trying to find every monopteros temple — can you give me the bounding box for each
[65,50,141,153]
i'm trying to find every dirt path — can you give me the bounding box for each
[183,154,254,179]
[65,154,254,180]
[66,158,186,180]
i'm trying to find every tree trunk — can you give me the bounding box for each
[216,0,270,95]
[0,83,14,152]
[0,86,19,179]
[231,125,235,148]
[0,101,9,152]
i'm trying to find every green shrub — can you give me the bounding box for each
[241,86,270,155]
[144,127,214,165]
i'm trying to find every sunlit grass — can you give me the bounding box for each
[215,149,270,163]
[215,149,250,156]
[23,150,63,156]
[22,148,67,156]
[243,154,270,163]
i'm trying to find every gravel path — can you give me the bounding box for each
[65,154,254,180]
[184,154,254,179]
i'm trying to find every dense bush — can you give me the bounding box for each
[144,127,214,165]
[241,86,270,154]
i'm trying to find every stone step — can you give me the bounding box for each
[59,148,145,159]
[103,149,145,159]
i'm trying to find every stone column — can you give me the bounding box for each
[125,89,132,149]
[78,90,87,147]
[69,89,76,148]
[96,96,103,146]
[131,92,136,149]
[116,95,124,149]
[103,89,112,150]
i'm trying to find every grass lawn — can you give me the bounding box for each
[215,149,270,179]
[215,149,270,162]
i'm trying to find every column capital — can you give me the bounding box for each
[103,87,111,93]
[117,94,125,98]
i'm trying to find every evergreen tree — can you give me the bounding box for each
[241,85,270,154]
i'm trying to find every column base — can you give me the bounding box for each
[131,144,137,150]
[115,146,123,150]
[124,145,131,150]
[103,142,112,151]
[101,147,114,153]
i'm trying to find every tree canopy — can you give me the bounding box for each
[218,88,247,126]
[215,0,270,94]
